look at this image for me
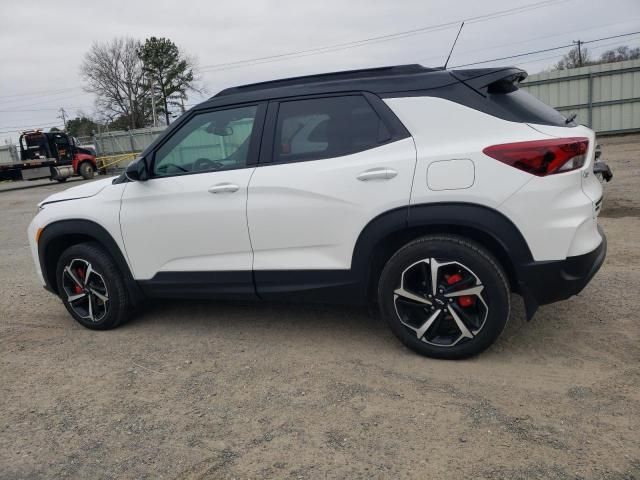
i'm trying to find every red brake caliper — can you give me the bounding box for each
[74,268,85,294]
[446,273,475,308]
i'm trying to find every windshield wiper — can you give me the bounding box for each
[565,113,577,125]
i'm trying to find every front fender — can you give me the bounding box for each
[38,219,144,305]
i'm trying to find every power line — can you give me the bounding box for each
[0,1,566,104]
[0,122,61,134]
[0,105,94,113]
[451,31,640,67]
[198,0,568,73]
[0,86,80,101]
[415,17,640,66]
[0,120,59,129]
[0,4,636,127]
[3,92,90,109]
[513,36,640,67]
[0,0,612,111]
[0,88,86,107]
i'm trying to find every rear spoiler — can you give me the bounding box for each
[450,67,528,95]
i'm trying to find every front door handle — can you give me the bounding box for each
[208,183,239,194]
[357,168,398,181]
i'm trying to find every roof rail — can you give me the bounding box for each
[214,64,439,97]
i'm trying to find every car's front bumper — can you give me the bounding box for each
[518,224,607,318]
[27,216,47,287]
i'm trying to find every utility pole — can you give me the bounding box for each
[151,79,157,127]
[573,40,583,67]
[58,107,68,130]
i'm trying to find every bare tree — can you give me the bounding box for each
[599,45,640,63]
[80,38,150,129]
[555,46,592,70]
[554,44,640,71]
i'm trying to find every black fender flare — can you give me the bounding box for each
[350,202,537,314]
[38,219,144,305]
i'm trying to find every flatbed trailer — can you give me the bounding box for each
[0,157,64,181]
[0,130,98,182]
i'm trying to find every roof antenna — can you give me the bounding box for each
[443,22,465,70]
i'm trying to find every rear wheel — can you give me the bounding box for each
[56,243,130,330]
[79,161,95,180]
[378,235,510,359]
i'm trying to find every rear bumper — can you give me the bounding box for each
[593,160,613,182]
[518,224,607,317]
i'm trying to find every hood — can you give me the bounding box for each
[39,177,116,207]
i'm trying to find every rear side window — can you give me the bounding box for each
[273,96,391,163]
[487,88,571,127]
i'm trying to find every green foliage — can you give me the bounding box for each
[138,37,195,125]
[106,115,135,131]
[66,116,99,137]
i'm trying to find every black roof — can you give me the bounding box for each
[215,64,439,96]
[192,64,528,113]
[196,64,460,109]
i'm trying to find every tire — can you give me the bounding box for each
[56,242,130,330]
[378,235,510,359]
[79,161,95,180]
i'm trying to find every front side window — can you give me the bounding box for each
[273,96,391,163]
[153,105,258,177]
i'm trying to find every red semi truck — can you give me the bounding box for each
[0,130,98,182]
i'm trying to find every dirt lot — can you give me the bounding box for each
[1,137,638,479]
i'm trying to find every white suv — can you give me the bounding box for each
[28,65,606,359]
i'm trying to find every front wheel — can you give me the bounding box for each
[378,235,510,359]
[56,243,130,330]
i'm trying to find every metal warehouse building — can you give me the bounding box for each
[521,59,640,135]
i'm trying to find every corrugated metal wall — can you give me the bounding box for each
[520,59,640,135]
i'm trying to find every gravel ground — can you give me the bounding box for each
[0,137,638,479]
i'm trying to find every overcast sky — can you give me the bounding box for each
[1,0,639,143]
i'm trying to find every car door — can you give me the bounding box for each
[246,93,417,298]
[120,103,265,295]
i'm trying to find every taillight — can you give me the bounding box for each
[483,137,589,176]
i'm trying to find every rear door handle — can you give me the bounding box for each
[357,168,398,181]
[208,183,239,194]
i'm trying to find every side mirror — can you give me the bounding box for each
[125,158,149,182]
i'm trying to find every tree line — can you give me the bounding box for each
[67,36,202,137]
[554,44,640,70]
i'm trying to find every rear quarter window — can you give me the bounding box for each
[487,88,572,127]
